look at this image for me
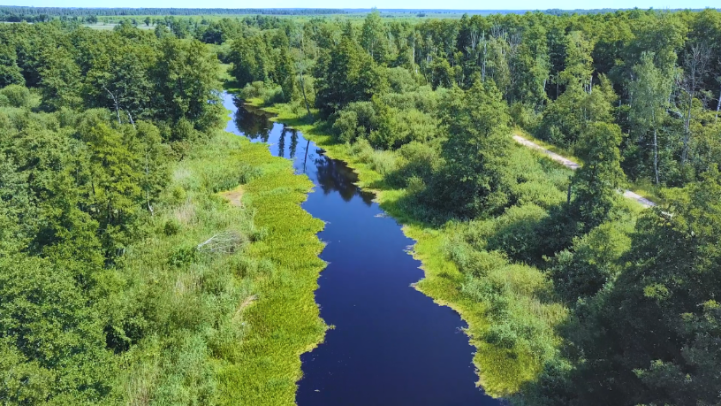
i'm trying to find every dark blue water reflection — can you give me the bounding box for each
[223,93,500,406]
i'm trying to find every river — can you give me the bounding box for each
[223,92,501,406]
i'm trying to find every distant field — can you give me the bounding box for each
[85,22,155,30]
[90,12,472,26]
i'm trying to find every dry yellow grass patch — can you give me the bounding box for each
[220,186,245,207]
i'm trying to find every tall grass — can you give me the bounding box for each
[115,130,325,405]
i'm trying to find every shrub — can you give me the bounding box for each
[164,219,181,236]
[486,204,549,265]
[332,109,359,143]
[0,85,32,108]
[385,66,418,93]
[388,141,442,187]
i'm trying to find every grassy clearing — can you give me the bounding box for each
[244,98,572,397]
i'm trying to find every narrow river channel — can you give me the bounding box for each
[223,92,501,406]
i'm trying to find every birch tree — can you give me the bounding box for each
[629,52,673,185]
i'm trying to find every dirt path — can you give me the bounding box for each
[512,134,656,208]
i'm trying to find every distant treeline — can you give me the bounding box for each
[2,6,718,23]
[0,6,347,22]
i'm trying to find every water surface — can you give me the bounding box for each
[223,93,501,406]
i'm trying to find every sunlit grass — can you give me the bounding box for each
[116,122,325,405]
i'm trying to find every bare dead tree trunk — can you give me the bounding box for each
[716,85,721,120]
[481,40,487,82]
[103,86,121,125]
[681,90,693,165]
[681,43,710,165]
[652,110,660,185]
[298,33,312,117]
[125,109,136,130]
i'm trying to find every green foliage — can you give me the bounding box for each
[570,122,626,231]
[0,255,114,405]
[7,10,721,406]
[0,84,34,108]
[314,35,387,117]
[155,38,222,130]
[426,81,512,217]
[549,220,633,302]
[0,42,24,87]
[0,21,325,406]
[229,33,273,87]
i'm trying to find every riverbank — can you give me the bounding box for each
[214,133,327,405]
[116,125,326,404]
[242,97,564,398]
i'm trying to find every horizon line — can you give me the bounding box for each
[1,5,718,11]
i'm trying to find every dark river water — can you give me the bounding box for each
[223,92,500,406]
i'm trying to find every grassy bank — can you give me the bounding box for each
[118,127,325,404]
[243,97,572,397]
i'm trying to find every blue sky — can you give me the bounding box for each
[9,0,717,10]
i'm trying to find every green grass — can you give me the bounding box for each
[215,135,326,405]
[116,117,325,404]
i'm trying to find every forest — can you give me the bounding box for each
[1,7,720,406]
[0,20,327,405]
[224,8,721,406]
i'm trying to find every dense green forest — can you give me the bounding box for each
[1,8,721,406]
[224,8,721,406]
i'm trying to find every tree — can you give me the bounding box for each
[155,38,222,131]
[229,34,272,87]
[38,45,82,111]
[570,166,721,405]
[275,44,296,102]
[428,80,512,217]
[628,52,673,185]
[360,10,388,64]
[570,122,625,231]
[0,255,113,405]
[314,36,386,117]
[77,112,144,255]
[511,21,550,109]
[0,42,24,87]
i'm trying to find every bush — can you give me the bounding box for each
[509,101,541,131]
[331,101,377,143]
[240,81,283,104]
[388,141,442,187]
[164,219,181,236]
[349,138,397,175]
[486,204,549,265]
[172,118,199,142]
[332,109,359,143]
[169,245,197,268]
[385,66,418,93]
[0,85,32,108]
